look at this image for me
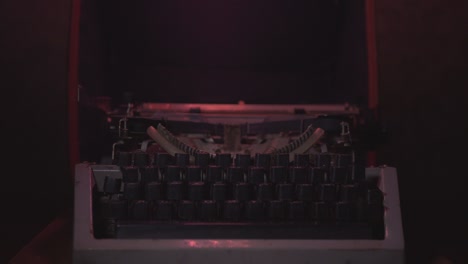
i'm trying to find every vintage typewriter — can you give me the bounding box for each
[73,0,404,263]
[73,102,403,263]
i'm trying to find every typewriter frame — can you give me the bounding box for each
[73,163,404,264]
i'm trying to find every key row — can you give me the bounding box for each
[116,151,353,169]
[97,198,377,223]
[107,181,373,203]
[117,165,354,185]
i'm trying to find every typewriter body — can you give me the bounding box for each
[74,0,404,263]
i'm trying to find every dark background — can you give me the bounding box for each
[1,0,467,263]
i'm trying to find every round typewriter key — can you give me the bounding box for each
[336,154,353,167]
[211,183,227,201]
[223,200,241,221]
[234,183,250,201]
[154,201,173,220]
[175,153,189,167]
[329,166,349,184]
[123,182,141,200]
[268,200,286,221]
[235,154,251,169]
[277,184,294,201]
[154,152,172,167]
[308,167,326,184]
[296,184,314,201]
[335,201,352,222]
[165,166,181,182]
[134,151,149,167]
[206,166,223,182]
[245,201,264,221]
[310,202,330,222]
[199,201,217,221]
[274,153,290,167]
[216,153,232,168]
[131,200,149,220]
[166,182,183,201]
[227,167,243,183]
[289,167,307,184]
[140,166,159,183]
[195,153,211,168]
[339,184,358,202]
[145,182,163,201]
[294,154,310,167]
[288,201,305,221]
[186,166,202,182]
[178,201,195,220]
[188,182,205,201]
[103,176,122,194]
[318,184,337,202]
[257,183,273,201]
[122,166,139,183]
[270,166,287,183]
[248,167,265,184]
[116,151,132,167]
[316,153,332,168]
[255,153,271,168]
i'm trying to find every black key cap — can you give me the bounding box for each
[145,182,163,201]
[234,183,250,201]
[340,184,358,202]
[188,182,205,201]
[134,151,149,167]
[166,182,183,201]
[294,154,309,167]
[274,153,290,167]
[123,183,140,200]
[336,154,353,167]
[245,201,264,221]
[175,153,189,167]
[122,166,139,183]
[268,201,286,221]
[195,153,211,168]
[270,166,287,183]
[216,153,232,168]
[329,167,348,184]
[178,201,195,220]
[289,201,305,221]
[165,166,181,182]
[223,200,241,221]
[227,167,243,183]
[318,184,336,202]
[235,154,251,169]
[335,201,352,222]
[289,167,307,184]
[257,183,273,201]
[316,153,332,168]
[308,167,326,184]
[131,200,148,220]
[117,151,132,167]
[206,166,223,182]
[140,166,159,183]
[277,184,294,201]
[154,153,172,167]
[310,202,330,222]
[248,167,265,184]
[103,176,122,194]
[186,166,202,182]
[154,201,173,220]
[199,201,217,221]
[296,184,314,201]
[255,153,271,168]
[211,183,227,201]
